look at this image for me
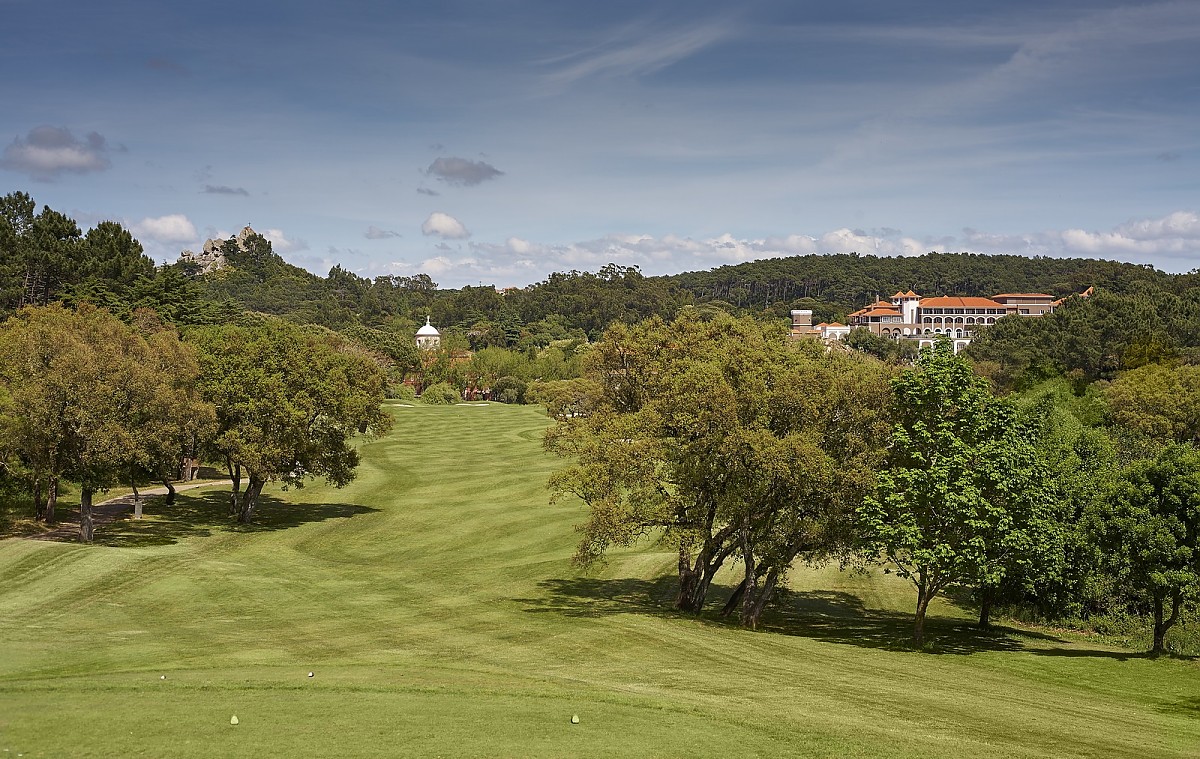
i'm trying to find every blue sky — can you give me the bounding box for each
[2,0,1198,287]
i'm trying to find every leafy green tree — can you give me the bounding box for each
[190,321,392,523]
[546,312,892,621]
[844,327,917,363]
[858,340,1060,644]
[0,304,212,540]
[1106,363,1200,446]
[1012,380,1120,620]
[1091,444,1200,653]
[419,382,460,405]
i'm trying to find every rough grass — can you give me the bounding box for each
[1,403,1197,758]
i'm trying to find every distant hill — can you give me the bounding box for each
[658,252,1172,320]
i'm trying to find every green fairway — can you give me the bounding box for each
[1,403,1197,758]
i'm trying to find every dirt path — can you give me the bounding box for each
[30,480,233,542]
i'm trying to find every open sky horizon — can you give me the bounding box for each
[2,0,1198,288]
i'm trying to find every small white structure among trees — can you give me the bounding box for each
[416,316,441,350]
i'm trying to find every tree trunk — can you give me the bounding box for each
[79,487,94,543]
[743,567,781,630]
[45,476,57,523]
[1152,596,1166,654]
[675,565,706,612]
[228,461,241,517]
[739,521,757,625]
[914,583,933,646]
[33,477,44,521]
[1151,594,1182,654]
[131,476,142,519]
[675,562,719,613]
[720,579,747,618]
[162,478,176,506]
[978,588,993,629]
[237,476,265,524]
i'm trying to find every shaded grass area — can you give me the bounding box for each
[1,403,1198,758]
[95,490,379,548]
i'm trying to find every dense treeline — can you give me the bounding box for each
[0,305,391,539]
[965,286,1200,388]
[548,314,1200,653]
[7,190,1200,366]
[664,252,1173,315]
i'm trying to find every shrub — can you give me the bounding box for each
[492,375,528,404]
[390,383,417,401]
[420,382,460,405]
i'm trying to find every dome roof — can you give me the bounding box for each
[416,316,440,337]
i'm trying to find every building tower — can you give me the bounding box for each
[416,316,441,349]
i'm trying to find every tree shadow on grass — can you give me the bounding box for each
[758,588,1065,655]
[95,490,379,548]
[1027,646,1197,663]
[519,576,684,619]
[523,576,1067,655]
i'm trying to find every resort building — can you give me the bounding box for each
[792,288,1089,353]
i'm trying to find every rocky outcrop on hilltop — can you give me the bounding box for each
[178,226,258,275]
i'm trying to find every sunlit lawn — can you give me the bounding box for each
[1,403,1197,757]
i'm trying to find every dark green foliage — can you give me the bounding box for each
[844,327,918,363]
[492,375,527,404]
[967,288,1200,389]
[1090,445,1200,653]
[666,252,1166,315]
[188,320,392,523]
[420,382,460,405]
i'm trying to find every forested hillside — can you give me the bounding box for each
[5,190,1198,347]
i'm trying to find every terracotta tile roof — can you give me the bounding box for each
[870,300,898,309]
[861,308,904,317]
[827,322,846,327]
[891,290,905,299]
[905,290,919,297]
[918,296,1005,309]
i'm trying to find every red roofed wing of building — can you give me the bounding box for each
[918,296,1006,309]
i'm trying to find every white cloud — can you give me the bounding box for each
[1113,211,1200,241]
[262,228,308,253]
[369,209,1200,287]
[365,225,401,239]
[131,214,197,243]
[506,237,535,254]
[0,126,115,181]
[1059,212,1200,260]
[421,212,470,239]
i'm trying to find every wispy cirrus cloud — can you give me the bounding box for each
[541,20,733,88]
[203,184,249,196]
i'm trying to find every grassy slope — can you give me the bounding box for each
[0,403,1197,758]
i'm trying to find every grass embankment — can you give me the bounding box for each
[1,403,1197,758]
